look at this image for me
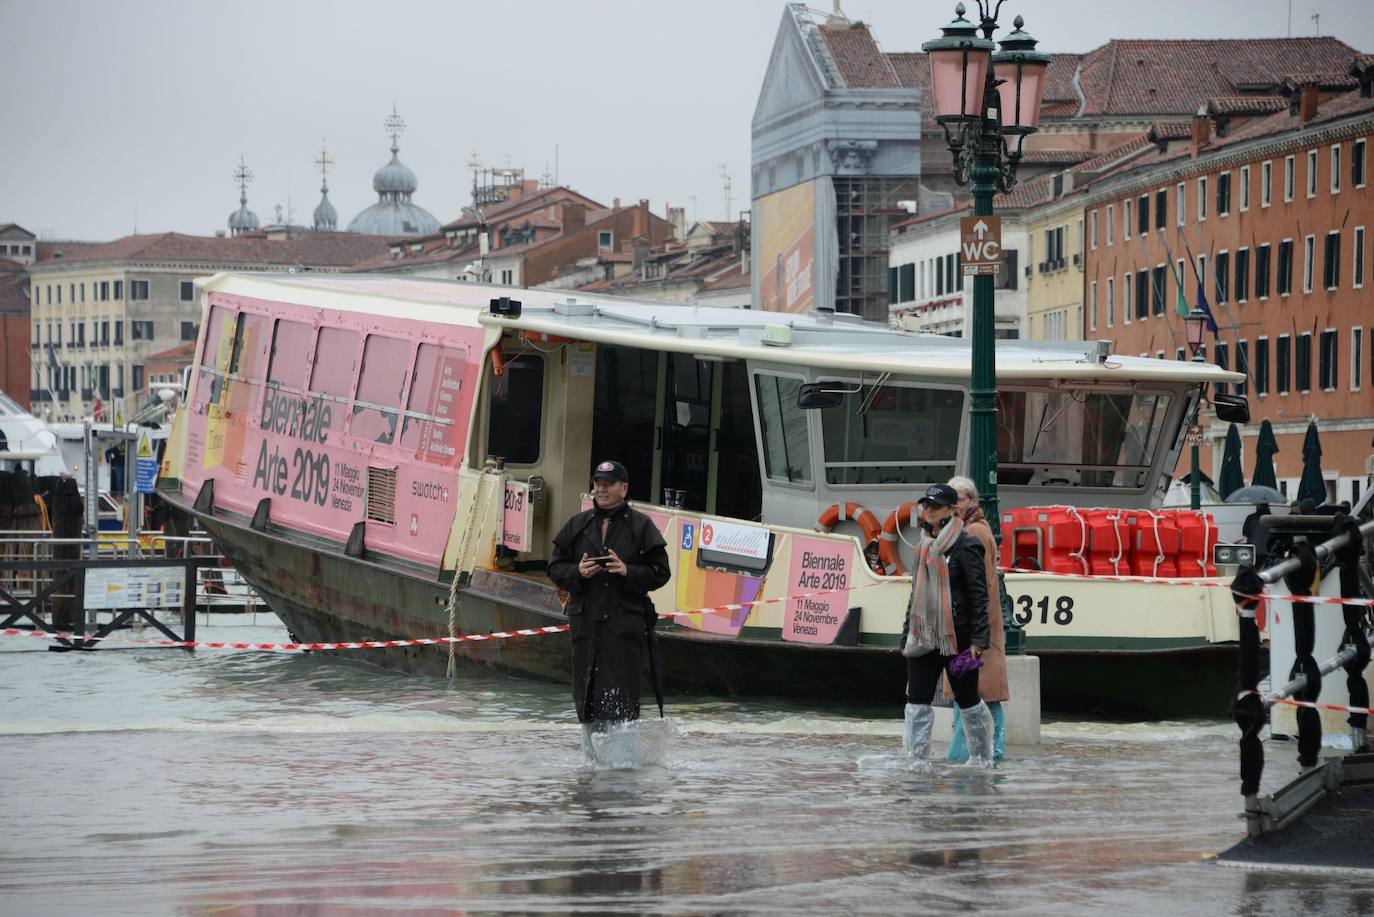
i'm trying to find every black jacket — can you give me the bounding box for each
[548,502,671,721]
[903,529,991,653]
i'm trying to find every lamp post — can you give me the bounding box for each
[924,3,1049,538]
[1184,306,1209,510]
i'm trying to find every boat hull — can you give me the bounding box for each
[174,491,1237,718]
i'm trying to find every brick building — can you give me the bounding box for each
[1081,79,1374,503]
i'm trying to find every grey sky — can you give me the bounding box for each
[3,0,1370,242]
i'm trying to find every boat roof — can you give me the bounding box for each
[199,273,1243,385]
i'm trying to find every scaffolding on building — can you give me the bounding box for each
[834,176,920,322]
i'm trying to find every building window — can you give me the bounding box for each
[1331,145,1342,193]
[1106,204,1115,245]
[597,230,613,249]
[1236,339,1249,396]
[899,263,915,301]
[1198,176,1208,220]
[1255,337,1270,395]
[180,281,194,302]
[1089,281,1098,331]
[1176,183,1185,226]
[1137,194,1150,235]
[1124,199,1133,240]
[1319,329,1338,390]
[100,320,109,345]
[1124,273,1133,323]
[1306,149,1318,198]
[1303,234,1315,293]
[1284,155,1296,201]
[132,365,144,392]
[1214,341,1230,396]
[1261,161,1273,206]
[1106,277,1114,327]
[1323,231,1341,289]
[1354,327,1364,391]
[1217,171,1231,215]
[113,280,123,300]
[180,321,198,341]
[1296,332,1312,392]
[1135,268,1148,320]
[131,320,154,340]
[1277,239,1293,295]
[1276,335,1290,394]
[1239,165,1251,211]
[1256,243,1271,298]
[1151,265,1165,315]
[1215,251,1229,303]
[1090,210,1098,248]
[500,269,513,285]
[1354,138,1367,188]
[1197,253,1207,306]
[1235,248,1249,302]
[1355,226,1366,288]
[114,321,123,346]
[131,279,149,300]
[1155,188,1167,229]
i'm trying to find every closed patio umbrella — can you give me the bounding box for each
[1296,420,1326,505]
[1251,418,1279,489]
[1218,423,1245,501]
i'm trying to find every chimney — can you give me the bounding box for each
[1299,84,1320,125]
[562,202,585,231]
[613,197,621,210]
[632,235,650,270]
[1190,107,1211,158]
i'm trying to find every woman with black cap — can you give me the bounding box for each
[900,483,996,766]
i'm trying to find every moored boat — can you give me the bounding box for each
[159,273,1247,715]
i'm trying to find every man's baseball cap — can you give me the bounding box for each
[592,460,628,482]
[916,483,958,508]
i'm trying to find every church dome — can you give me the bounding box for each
[373,151,418,194]
[313,186,338,232]
[347,200,440,236]
[228,201,259,235]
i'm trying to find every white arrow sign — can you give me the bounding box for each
[972,219,990,239]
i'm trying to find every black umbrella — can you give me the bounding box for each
[1251,418,1279,489]
[1218,423,1245,501]
[1296,420,1326,505]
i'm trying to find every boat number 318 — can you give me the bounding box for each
[1012,594,1074,626]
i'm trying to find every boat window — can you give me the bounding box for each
[592,346,659,502]
[399,343,467,464]
[486,353,543,465]
[817,382,963,485]
[307,326,358,440]
[224,312,269,416]
[351,334,409,446]
[755,374,811,484]
[715,361,763,520]
[267,319,313,390]
[997,389,1173,488]
[197,306,233,405]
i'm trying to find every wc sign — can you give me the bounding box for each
[960,216,1003,275]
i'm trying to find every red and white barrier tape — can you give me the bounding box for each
[0,581,906,653]
[1005,566,1374,608]
[1241,690,1374,716]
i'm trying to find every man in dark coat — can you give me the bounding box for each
[548,461,671,749]
[900,483,994,766]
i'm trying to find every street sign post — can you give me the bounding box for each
[135,429,158,495]
[960,215,1003,276]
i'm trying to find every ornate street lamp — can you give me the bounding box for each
[1183,306,1210,510]
[924,3,1050,536]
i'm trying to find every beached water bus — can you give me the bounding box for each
[159,273,1248,714]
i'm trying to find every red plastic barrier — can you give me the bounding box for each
[1039,506,1090,575]
[1174,510,1218,577]
[1130,510,1180,578]
[999,508,1045,571]
[1084,509,1133,576]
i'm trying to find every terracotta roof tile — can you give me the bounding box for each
[1207,95,1288,114]
[1020,149,1095,165]
[0,269,28,315]
[28,231,391,270]
[1282,71,1360,89]
[819,24,898,89]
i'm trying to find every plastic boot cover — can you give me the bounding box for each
[947,702,1006,762]
[1353,727,1370,754]
[961,701,995,768]
[903,703,934,761]
[582,720,641,769]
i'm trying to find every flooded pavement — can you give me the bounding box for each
[2,616,1372,915]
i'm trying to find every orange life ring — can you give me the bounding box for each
[490,343,507,378]
[878,502,923,575]
[814,502,882,544]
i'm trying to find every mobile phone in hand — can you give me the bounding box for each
[587,555,612,565]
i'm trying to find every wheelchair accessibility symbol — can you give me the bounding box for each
[680,523,694,550]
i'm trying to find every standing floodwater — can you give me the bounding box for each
[2,617,1370,915]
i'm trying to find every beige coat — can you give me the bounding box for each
[944,509,1010,703]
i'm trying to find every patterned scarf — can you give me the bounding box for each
[902,516,963,658]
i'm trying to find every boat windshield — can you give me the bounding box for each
[817,381,964,486]
[996,388,1172,489]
